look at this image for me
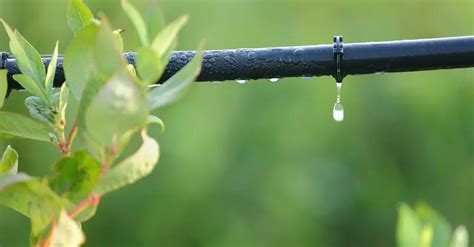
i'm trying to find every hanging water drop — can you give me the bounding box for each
[236,79,248,84]
[269,78,280,83]
[333,82,344,122]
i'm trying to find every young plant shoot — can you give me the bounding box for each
[0,0,202,245]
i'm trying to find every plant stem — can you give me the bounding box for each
[55,119,78,156]
[100,142,117,175]
[68,194,101,219]
[55,127,68,156]
[65,121,78,152]
[36,221,56,247]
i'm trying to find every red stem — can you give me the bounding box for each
[68,194,101,219]
[65,121,78,151]
[36,221,57,247]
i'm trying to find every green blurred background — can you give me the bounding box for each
[0,0,473,246]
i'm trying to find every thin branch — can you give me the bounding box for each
[65,121,78,152]
[68,194,101,219]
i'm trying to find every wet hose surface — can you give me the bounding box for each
[2,36,473,90]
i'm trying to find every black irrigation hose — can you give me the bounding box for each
[1,36,473,91]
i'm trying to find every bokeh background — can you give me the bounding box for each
[0,0,473,246]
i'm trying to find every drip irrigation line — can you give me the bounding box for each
[1,35,473,91]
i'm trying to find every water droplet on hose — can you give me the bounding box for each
[236,79,248,84]
[294,48,304,56]
[247,52,256,60]
[269,78,280,83]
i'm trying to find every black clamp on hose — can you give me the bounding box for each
[332,36,345,83]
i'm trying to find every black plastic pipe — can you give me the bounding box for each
[1,36,473,90]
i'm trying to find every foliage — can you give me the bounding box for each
[397,203,469,247]
[0,0,202,245]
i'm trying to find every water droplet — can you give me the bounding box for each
[225,55,235,63]
[333,103,344,122]
[268,78,280,83]
[294,48,305,56]
[333,82,344,122]
[247,52,256,60]
[236,79,248,84]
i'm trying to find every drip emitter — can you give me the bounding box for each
[332,36,345,83]
[332,36,345,122]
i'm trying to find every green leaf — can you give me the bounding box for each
[160,40,176,72]
[113,29,125,52]
[85,70,147,146]
[147,115,165,132]
[49,151,101,204]
[67,0,94,35]
[0,112,51,142]
[0,70,7,109]
[121,0,149,46]
[0,19,15,41]
[420,225,434,247]
[415,202,452,247]
[65,17,120,112]
[58,83,70,118]
[79,16,145,140]
[93,16,127,82]
[94,130,159,196]
[80,130,104,163]
[397,203,422,247]
[49,210,85,247]
[144,0,165,39]
[1,20,46,89]
[147,48,202,110]
[113,115,164,158]
[25,96,56,124]
[151,15,188,56]
[450,225,469,247]
[77,94,103,159]
[12,74,48,100]
[64,23,99,100]
[45,41,59,99]
[136,46,163,84]
[0,145,18,175]
[74,18,126,133]
[0,173,67,242]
